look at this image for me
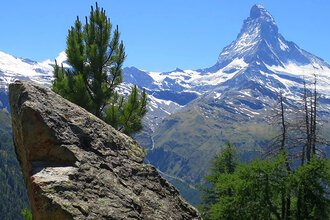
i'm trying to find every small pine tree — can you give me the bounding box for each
[52,3,147,135]
[21,208,32,220]
[104,85,147,135]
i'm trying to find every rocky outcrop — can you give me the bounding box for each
[9,80,201,220]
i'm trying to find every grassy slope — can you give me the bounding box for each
[148,104,276,182]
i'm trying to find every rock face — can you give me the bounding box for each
[9,80,200,220]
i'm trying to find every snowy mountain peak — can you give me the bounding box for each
[214,5,279,69]
[250,4,275,23]
[246,4,278,39]
[211,4,329,71]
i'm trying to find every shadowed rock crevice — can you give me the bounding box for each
[9,80,200,220]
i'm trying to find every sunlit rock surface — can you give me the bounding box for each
[9,80,200,220]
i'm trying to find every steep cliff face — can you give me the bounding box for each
[9,80,200,220]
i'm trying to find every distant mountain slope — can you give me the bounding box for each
[0,110,30,219]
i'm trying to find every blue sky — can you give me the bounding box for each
[0,0,329,72]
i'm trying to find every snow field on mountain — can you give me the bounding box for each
[266,62,330,97]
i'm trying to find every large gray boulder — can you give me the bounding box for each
[9,80,201,220]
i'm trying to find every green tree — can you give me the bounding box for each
[293,157,330,219]
[199,152,330,220]
[197,142,238,219]
[52,3,147,135]
[205,154,288,220]
[229,155,288,220]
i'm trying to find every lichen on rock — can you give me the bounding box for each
[9,80,201,220]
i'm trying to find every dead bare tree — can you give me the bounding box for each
[264,88,292,219]
[295,75,328,164]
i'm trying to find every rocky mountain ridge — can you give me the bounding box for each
[1,5,330,117]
